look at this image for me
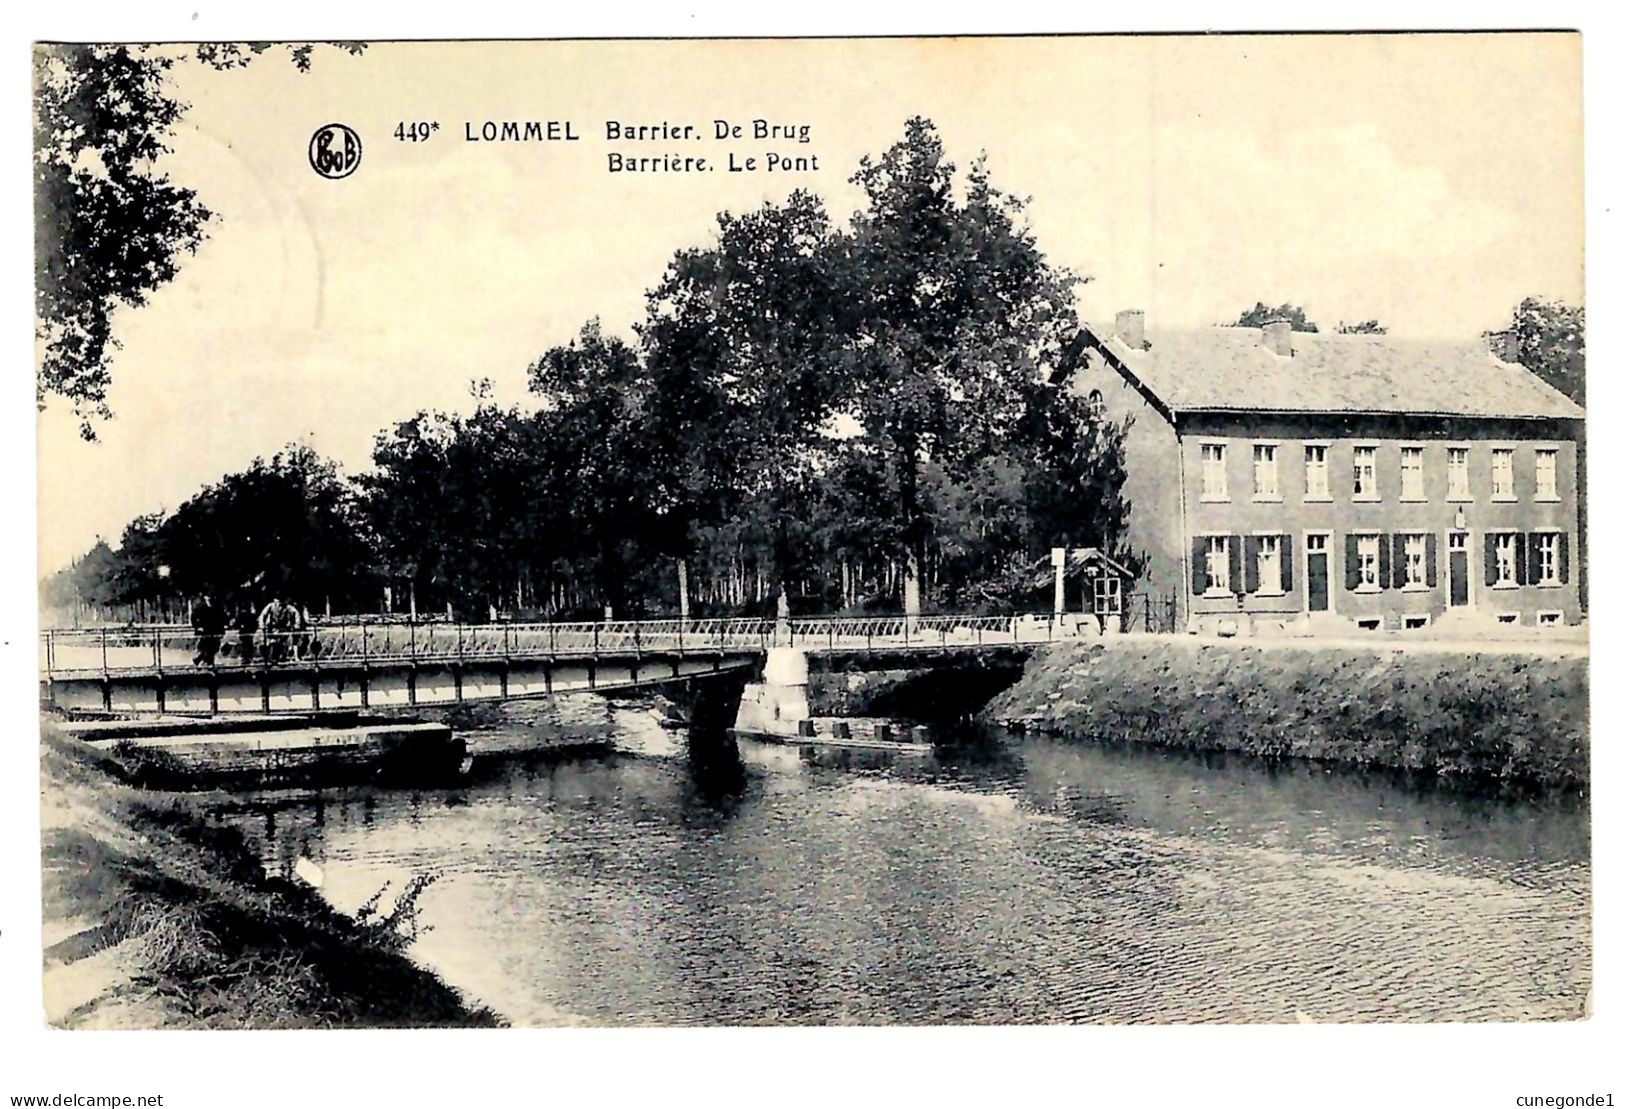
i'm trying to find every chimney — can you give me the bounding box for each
[1115,309,1145,351]
[1261,319,1293,357]
[1485,328,1520,364]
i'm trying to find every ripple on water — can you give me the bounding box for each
[220,724,1590,1026]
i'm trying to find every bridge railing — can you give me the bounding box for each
[39,611,1077,679]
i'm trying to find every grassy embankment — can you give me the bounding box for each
[985,639,1588,792]
[40,727,501,1029]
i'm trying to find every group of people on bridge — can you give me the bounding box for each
[190,594,313,668]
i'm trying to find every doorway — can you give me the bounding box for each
[1448,532,1469,607]
[1305,532,1330,613]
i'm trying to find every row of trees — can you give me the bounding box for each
[46,119,1136,624]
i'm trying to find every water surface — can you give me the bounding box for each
[218,703,1590,1024]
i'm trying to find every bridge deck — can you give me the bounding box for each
[41,613,1078,680]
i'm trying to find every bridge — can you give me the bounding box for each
[39,612,1088,717]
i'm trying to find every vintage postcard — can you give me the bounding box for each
[32,33,1588,1042]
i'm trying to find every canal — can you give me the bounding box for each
[217,698,1590,1025]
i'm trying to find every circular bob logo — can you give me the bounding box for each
[308,123,362,180]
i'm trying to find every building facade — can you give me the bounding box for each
[1058,313,1585,635]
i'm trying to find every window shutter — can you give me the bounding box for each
[1378,534,1392,589]
[1243,536,1261,593]
[1191,538,1206,593]
[1515,533,1528,585]
[1280,535,1294,593]
[1484,533,1499,586]
[1425,533,1438,588]
[1228,536,1244,595]
[1559,532,1570,584]
[1345,534,1360,591]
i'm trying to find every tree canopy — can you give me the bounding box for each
[1231,302,1319,332]
[45,117,1138,625]
[34,43,363,438]
[1487,297,1585,405]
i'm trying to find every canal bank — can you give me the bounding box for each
[40,727,500,1029]
[985,636,1589,792]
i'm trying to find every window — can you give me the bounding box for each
[1203,536,1230,594]
[1086,389,1105,419]
[1357,617,1382,631]
[1494,533,1517,585]
[1253,444,1279,499]
[1537,611,1563,627]
[1535,449,1558,501]
[1491,449,1515,500]
[1304,445,1329,500]
[1496,613,1520,626]
[1535,532,1559,585]
[1356,534,1380,590]
[1200,443,1228,501]
[1093,575,1122,615]
[1256,535,1282,593]
[1401,533,1427,589]
[1403,614,1431,630]
[1400,448,1425,501]
[1447,447,1471,500]
[1353,446,1378,500]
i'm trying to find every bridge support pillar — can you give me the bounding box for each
[735,647,810,735]
[686,669,749,793]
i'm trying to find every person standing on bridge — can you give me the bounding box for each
[259,596,293,663]
[233,600,258,666]
[291,600,313,661]
[191,593,225,667]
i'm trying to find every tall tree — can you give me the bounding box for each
[160,444,374,611]
[527,321,662,614]
[840,118,1082,610]
[638,190,850,610]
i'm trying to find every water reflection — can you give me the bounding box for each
[215,705,1589,1026]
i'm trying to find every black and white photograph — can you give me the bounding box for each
[7,17,1618,1108]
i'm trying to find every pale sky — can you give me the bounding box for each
[36,34,1583,573]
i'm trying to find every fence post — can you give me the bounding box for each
[550,617,557,656]
[410,618,417,662]
[593,622,600,656]
[101,627,109,676]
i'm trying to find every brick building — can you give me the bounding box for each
[1056,311,1585,635]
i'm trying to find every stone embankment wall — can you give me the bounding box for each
[984,638,1588,791]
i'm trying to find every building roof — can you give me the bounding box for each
[1080,324,1585,422]
[1017,546,1133,592]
